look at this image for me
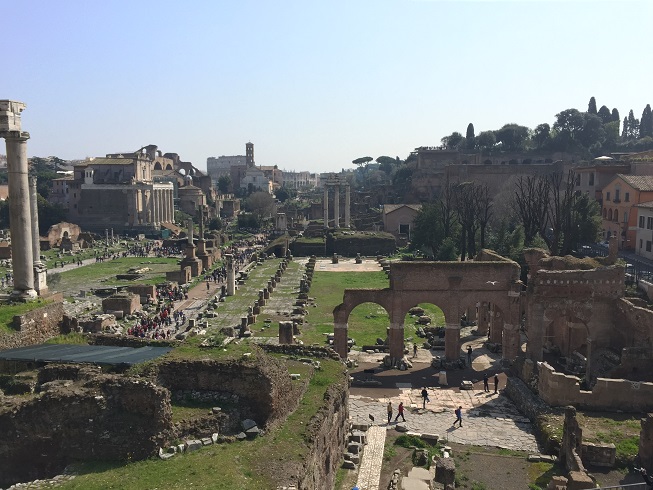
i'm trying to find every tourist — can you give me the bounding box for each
[413,343,418,358]
[394,402,405,422]
[467,345,473,365]
[421,387,429,409]
[386,401,393,424]
[453,406,463,427]
[494,373,500,394]
[483,373,489,392]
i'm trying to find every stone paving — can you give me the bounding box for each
[356,425,387,490]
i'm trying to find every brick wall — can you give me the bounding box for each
[0,301,64,351]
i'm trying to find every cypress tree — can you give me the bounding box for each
[465,123,476,149]
[628,110,639,139]
[588,97,597,114]
[622,117,629,140]
[640,104,653,139]
[598,105,612,124]
[612,108,620,123]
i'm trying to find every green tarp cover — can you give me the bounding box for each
[0,344,172,366]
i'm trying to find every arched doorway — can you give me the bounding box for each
[347,302,391,353]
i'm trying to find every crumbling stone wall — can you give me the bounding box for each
[156,350,296,429]
[0,366,171,488]
[538,361,653,411]
[0,301,64,350]
[639,413,653,473]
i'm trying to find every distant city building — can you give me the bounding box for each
[207,142,255,188]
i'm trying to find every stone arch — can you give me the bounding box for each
[614,209,619,222]
[347,301,392,353]
[165,164,173,170]
[544,307,591,359]
[333,258,522,362]
[153,162,162,170]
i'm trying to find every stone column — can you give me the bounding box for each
[490,307,503,344]
[388,323,404,359]
[186,218,193,245]
[334,323,348,359]
[226,254,236,296]
[29,176,47,295]
[344,184,351,228]
[333,185,340,229]
[444,323,461,361]
[323,186,329,229]
[6,133,36,299]
[585,337,592,382]
[167,188,173,222]
[154,189,160,226]
[476,302,489,336]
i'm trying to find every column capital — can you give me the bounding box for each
[0,130,30,141]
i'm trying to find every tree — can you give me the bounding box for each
[441,132,464,150]
[352,156,373,167]
[275,187,291,203]
[208,217,222,231]
[578,113,605,149]
[588,96,597,115]
[494,124,529,151]
[597,105,612,124]
[611,108,620,123]
[603,120,620,149]
[476,130,496,150]
[465,123,476,149]
[411,203,446,257]
[533,123,551,149]
[217,175,231,194]
[622,117,629,140]
[640,104,653,139]
[245,191,275,225]
[552,109,585,150]
[376,156,396,166]
[627,109,639,139]
[513,175,549,246]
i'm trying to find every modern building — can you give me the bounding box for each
[382,204,422,239]
[601,174,653,250]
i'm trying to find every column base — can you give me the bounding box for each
[388,327,404,359]
[34,265,48,296]
[334,327,348,359]
[11,288,38,301]
[444,325,461,361]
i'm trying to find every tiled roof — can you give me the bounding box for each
[618,174,653,191]
[84,157,137,166]
[383,204,422,215]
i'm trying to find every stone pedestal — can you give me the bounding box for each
[180,245,202,278]
[444,324,461,361]
[489,311,503,344]
[279,321,293,344]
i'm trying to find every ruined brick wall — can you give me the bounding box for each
[615,298,653,352]
[156,352,296,429]
[296,372,349,490]
[538,362,653,411]
[639,413,653,472]
[0,301,64,351]
[0,371,171,488]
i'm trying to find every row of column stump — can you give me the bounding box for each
[279,255,316,345]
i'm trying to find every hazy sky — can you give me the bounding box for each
[4,0,652,173]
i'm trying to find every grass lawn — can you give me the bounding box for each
[48,257,179,295]
[58,357,345,490]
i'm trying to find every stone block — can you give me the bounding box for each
[347,442,363,454]
[341,460,357,470]
[185,439,202,451]
[351,422,370,431]
[344,452,360,464]
[211,433,219,443]
[201,437,213,446]
[460,380,473,390]
[421,433,440,444]
[245,426,261,438]
[434,456,456,486]
[235,432,247,441]
[395,423,409,432]
[566,471,595,490]
[242,419,258,431]
[349,430,367,444]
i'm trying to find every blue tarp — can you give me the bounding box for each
[0,344,172,366]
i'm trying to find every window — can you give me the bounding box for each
[625,192,630,202]
[614,210,618,222]
[603,208,607,218]
[608,209,613,220]
[640,216,645,228]
[589,173,595,186]
[647,241,652,253]
[647,217,653,230]
[615,189,620,201]
[606,191,611,201]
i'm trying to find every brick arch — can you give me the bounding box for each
[333,258,522,361]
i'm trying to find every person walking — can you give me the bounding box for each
[413,343,418,358]
[483,373,489,392]
[466,345,473,366]
[453,406,463,427]
[494,373,500,394]
[387,401,393,424]
[394,402,406,422]
[421,387,429,409]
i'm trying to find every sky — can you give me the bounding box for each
[3,0,652,173]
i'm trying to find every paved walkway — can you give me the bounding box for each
[356,425,386,490]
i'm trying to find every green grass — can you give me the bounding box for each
[58,357,345,489]
[45,333,88,345]
[0,299,53,333]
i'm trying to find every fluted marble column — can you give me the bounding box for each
[29,176,47,295]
